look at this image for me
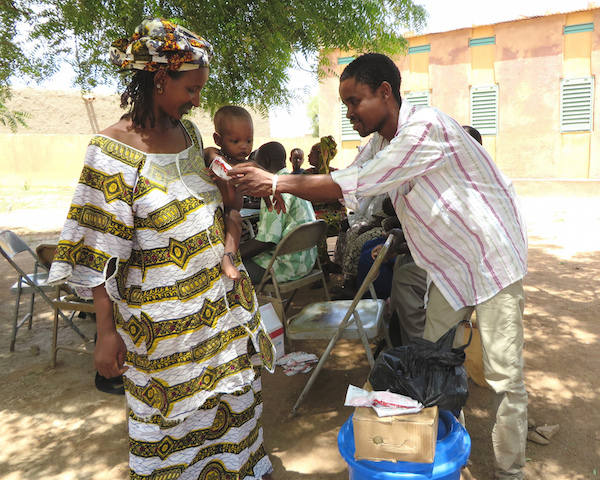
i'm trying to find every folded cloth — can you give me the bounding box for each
[276,351,319,376]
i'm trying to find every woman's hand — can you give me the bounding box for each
[94,329,129,379]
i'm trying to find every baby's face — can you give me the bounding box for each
[218,118,254,163]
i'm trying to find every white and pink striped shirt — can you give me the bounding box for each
[332,100,528,310]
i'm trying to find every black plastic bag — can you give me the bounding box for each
[368,320,472,411]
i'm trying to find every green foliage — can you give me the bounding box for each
[1,0,427,115]
[0,87,28,132]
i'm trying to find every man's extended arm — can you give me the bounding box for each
[230,163,343,203]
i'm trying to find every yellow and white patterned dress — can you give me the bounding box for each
[48,120,274,480]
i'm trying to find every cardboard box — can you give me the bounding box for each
[353,400,439,463]
[259,303,285,360]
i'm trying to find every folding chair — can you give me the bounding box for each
[36,244,95,366]
[254,220,331,331]
[0,230,90,352]
[286,234,394,416]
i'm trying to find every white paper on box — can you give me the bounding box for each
[259,303,285,360]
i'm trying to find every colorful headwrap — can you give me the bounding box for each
[109,18,213,72]
[317,135,338,174]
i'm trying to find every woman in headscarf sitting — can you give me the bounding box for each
[48,18,274,480]
[303,136,347,271]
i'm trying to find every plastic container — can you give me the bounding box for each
[338,410,471,480]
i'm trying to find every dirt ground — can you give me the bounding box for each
[0,181,599,480]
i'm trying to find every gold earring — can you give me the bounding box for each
[156,84,163,93]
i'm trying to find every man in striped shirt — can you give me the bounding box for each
[231,53,528,480]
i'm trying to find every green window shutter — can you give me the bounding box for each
[406,90,430,106]
[560,77,594,132]
[408,45,431,54]
[469,36,495,47]
[470,85,498,135]
[338,56,355,65]
[563,23,594,34]
[340,102,361,141]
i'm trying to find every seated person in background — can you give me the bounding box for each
[303,136,346,271]
[289,147,305,174]
[355,214,403,300]
[332,195,396,299]
[240,142,318,285]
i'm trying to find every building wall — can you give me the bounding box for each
[0,88,319,187]
[0,134,318,188]
[319,8,599,179]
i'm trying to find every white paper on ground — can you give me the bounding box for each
[275,351,319,376]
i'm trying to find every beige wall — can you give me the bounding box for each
[0,88,319,188]
[0,134,319,188]
[318,8,600,179]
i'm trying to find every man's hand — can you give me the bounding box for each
[387,227,410,258]
[229,163,274,197]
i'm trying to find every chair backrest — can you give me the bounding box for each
[256,219,328,289]
[0,230,35,259]
[0,230,49,282]
[36,244,58,270]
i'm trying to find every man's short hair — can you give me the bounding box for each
[213,105,253,133]
[340,53,402,106]
[462,125,483,145]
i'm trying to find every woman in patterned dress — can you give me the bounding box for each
[302,137,346,270]
[48,18,274,480]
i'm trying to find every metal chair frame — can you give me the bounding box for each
[254,219,331,333]
[0,230,90,352]
[286,234,395,416]
[36,243,95,365]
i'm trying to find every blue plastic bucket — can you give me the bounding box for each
[338,410,471,480]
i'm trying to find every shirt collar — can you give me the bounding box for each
[396,98,415,137]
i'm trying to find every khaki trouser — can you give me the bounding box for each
[424,281,527,480]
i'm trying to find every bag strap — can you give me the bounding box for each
[454,318,473,352]
[436,318,473,352]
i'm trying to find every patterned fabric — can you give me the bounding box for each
[252,168,318,283]
[316,135,337,174]
[341,225,386,277]
[332,100,528,311]
[48,120,273,478]
[128,363,271,479]
[110,18,213,72]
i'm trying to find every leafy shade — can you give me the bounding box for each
[2,0,427,114]
[0,87,28,132]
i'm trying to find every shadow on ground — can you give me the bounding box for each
[0,229,598,480]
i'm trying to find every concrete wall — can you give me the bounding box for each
[0,88,319,187]
[0,134,319,188]
[318,7,600,179]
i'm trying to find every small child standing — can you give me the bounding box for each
[205,106,255,281]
